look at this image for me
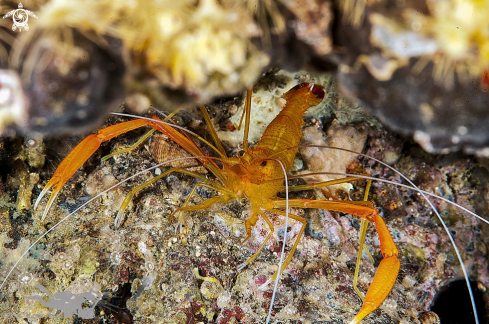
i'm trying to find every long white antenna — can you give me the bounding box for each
[265,159,289,324]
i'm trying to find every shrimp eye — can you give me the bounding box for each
[260,161,267,166]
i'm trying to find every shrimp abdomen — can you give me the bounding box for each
[256,83,325,168]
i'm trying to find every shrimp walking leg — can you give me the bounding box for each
[354,178,374,300]
[237,209,275,271]
[171,181,233,231]
[259,209,307,286]
[102,128,157,162]
[116,167,230,227]
[168,194,236,221]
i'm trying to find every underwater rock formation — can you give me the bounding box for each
[332,0,489,156]
[0,70,487,323]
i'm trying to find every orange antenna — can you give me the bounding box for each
[242,87,252,152]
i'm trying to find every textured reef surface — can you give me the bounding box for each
[0,70,487,323]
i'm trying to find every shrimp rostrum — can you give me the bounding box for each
[34,83,399,323]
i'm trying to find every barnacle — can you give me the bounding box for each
[101,225,123,247]
[100,226,126,267]
[144,260,155,273]
[45,244,81,283]
[23,137,45,168]
[10,266,37,293]
[110,251,123,266]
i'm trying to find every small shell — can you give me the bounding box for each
[149,133,207,173]
[418,311,440,324]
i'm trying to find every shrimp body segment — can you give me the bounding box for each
[36,83,400,323]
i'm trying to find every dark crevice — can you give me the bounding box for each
[431,279,486,324]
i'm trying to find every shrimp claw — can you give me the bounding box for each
[273,199,400,323]
[35,118,162,221]
[350,213,400,324]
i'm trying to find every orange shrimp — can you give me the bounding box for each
[31,83,400,323]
